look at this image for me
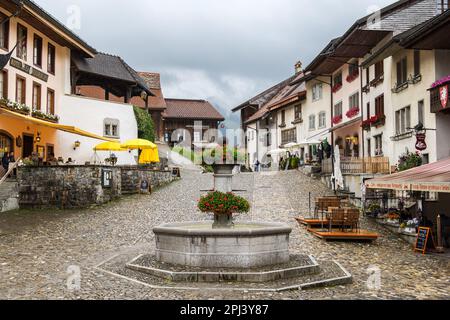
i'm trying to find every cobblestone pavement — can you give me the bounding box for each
[0,169,449,300]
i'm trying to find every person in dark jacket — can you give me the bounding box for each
[1,152,9,172]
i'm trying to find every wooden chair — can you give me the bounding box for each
[345,208,360,233]
[329,208,346,231]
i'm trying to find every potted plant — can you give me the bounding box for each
[346,107,360,119]
[198,191,250,228]
[361,119,371,131]
[332,115,343,125]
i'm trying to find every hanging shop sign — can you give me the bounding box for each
[10,58,49,82]
[415,132,427,151]
[440,85,448,109]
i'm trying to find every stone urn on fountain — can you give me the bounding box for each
[198,191,250,228]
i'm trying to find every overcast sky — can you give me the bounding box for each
[37,0,394,128]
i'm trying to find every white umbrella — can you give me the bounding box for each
[267,148,288,155]
[333,145,344,190]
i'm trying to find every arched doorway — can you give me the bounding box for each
[0,130,14,158]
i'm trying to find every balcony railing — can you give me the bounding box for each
[321,157,390,175]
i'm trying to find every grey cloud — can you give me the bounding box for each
[36,0,394,128]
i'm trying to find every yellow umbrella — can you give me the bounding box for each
[122,139,157,150]
[93,141,127,151]
[139,149,160,164]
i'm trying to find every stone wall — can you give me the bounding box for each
[120,166,175,194]
[18,166,121,209]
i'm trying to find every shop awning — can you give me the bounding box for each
[366,157,450,193]
[0,107,117,142]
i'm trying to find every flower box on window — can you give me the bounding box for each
[361,119,371,131]
[332,83,342,93]
[32,109,59,123]
[332,115,343,125]
[0,98,30,115]
[346,107,360,119]
[362,84,370,93]
[370,74,384,88]
[346,70,359,83]
[370,114,386,127]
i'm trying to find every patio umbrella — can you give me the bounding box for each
[122,139,157,150]
[93,141,126,151]
[139,149,160,164]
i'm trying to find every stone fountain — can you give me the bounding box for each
[120,159,352,291]
[153,163,293,268]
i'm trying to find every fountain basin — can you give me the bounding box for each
[153,221,292,268]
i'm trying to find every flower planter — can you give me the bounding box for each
[346,72,359,83]
[332,83,342,93]
[0,104,30,115]
[346,107,360,119]
[32,114,59,123]
[332,115,343,125]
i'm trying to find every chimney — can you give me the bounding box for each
[295,61,303,74]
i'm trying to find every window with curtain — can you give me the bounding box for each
[33,35,43,67]
[47,89,55,114]
[0,12,9,50]
[32,83,41,110]
[319,112,326,128]
[17,24,28,61]
[309,115,316,130]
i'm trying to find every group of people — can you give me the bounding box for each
[1,152,16,178]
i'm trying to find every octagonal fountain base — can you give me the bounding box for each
[153,221,292,268]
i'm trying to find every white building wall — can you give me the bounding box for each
[363,57,394,159]
[57,95,138,165]
[301,77,332,159]
[389,49,437,164]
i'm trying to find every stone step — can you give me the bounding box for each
[126,254,320,283]
[97,253,353,292]
[0,179,19,212]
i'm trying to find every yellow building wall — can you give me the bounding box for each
[0,115,57,160]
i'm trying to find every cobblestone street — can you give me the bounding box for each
[0,170,449,300]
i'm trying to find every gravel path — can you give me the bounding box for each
[0,169,448,300]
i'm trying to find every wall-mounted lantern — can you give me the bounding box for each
[73,140,81,150]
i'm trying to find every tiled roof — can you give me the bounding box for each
[72,52,153,95]
[163,99,224,121]
[232,76,296,112]
[267,80,306,111]
[242,75,298,124]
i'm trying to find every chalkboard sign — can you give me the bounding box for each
[414,227,431,254]
[101,169,113,188]
[140,179,151,194]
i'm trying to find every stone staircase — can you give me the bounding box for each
[0,178,19,213]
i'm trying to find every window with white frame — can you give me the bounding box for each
[318,112,326,128]
[395,106,411,135]
[334,101,343,117]
[374,134,383,156]
[349,92,359,109]
[104,119,120,138]
[309,114,316,130]
[312,83,323,102]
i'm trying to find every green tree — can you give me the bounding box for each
[133,106,156,142]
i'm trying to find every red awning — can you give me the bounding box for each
[366,157,450,193]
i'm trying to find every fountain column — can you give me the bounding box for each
[213,164,235,193]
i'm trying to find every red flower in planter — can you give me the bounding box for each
[332,83,342,93]
[332,115,343,125]
[346,71,359,83]
[369,115,379,124]
[346,107,360,119]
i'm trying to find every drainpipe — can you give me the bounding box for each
[330,75,336,194]
[360,63,365,173]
